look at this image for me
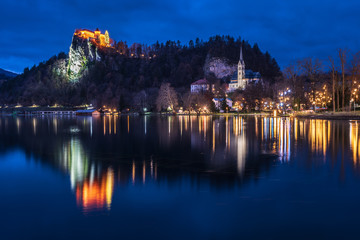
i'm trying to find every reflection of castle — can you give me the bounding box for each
[76,168,114,213]
[74,28,113,47]
[59,137,114,213]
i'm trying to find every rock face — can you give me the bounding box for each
[67,35,101,82]
[53,59,67,77]
[204,56,236,79]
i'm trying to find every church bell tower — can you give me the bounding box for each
[237,45,246,89]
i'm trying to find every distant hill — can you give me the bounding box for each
[0,29,281,109]
[0,68,18,80]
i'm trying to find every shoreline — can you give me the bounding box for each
[2,108,360,120]
[294,112,360,120]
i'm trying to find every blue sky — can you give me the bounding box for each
[1,0,360,73]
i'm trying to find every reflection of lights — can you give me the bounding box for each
[114,115,117,134]
[150,159,154,177]
[144,116,147,135]
[70,127,80,133]
[53,118,58,135]
[90,117,93,136]
[103,117,106,135]
[132,161,135,184]
[143,161,146,184]
[350,122,360,165]
[61,138,89,190]
[76,167,114,213]
[301,119,330,159]
[16,118,20,135]
[127,116,130,133]
[109,116,112,134]
[179,116,183,136]
[32,118,37,135]
[212,121,216,152]
[236,119,246,174]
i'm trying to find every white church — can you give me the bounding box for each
[228,46,261,92]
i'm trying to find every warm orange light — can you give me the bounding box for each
[76,168,114,213]
[75,29,113,48]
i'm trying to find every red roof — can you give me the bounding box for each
[191,79,209,86]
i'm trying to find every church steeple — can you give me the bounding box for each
[237,44,245,88]
[239,44,243,62]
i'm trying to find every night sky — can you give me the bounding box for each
[1,0,360,73]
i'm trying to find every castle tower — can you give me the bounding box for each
[94,28,101,42]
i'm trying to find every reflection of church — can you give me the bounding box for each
[228,46,261,92]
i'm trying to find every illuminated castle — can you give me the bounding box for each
[74,28,114,47]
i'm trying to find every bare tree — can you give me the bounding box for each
[338,49,347,111]
[283,62,304,110]
[349,52,360,106]
[133,90,147,111]
[329,56,337,112]
[156,83,178,111]
[300,58,323,111]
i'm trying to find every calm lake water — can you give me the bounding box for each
[1,115,360,239]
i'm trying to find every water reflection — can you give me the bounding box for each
[350,121,360,168]
[75,167,114,213]
[1,116,360,213]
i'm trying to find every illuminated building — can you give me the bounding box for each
[190,79,212,93]
[228,45,261,91]
[74,28,114,48]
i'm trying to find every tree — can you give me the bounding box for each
[338,48,347,111]
[133,90,147,111]
[156,83,178,111]
[349,51,360,108]
[220,98,228,112]
[283,62,304,110]
[300,58,322,111]
[105,30,110,46]
[328,56,337,112]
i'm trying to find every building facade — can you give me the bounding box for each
[191,79,212,93]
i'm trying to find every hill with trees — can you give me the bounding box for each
[0,32,281,111]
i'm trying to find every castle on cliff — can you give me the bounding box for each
[74,28,113,48]
[228,46,261,92]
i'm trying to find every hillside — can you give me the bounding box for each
[0,68,18,80]
[0,29,281,109]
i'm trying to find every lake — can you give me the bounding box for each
[1,115,360,239]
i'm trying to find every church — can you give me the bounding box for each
[228,46,261,92]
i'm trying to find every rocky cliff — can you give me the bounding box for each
[67,35,102,82]
[204,56,236,79]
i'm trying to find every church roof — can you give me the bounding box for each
[191,79,209,85]
[231,70,261,81]
[245,69,261,79]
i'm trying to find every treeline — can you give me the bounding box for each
[276,49,360,111]
[0,35,281,110]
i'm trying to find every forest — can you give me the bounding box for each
[0,35,281,112]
